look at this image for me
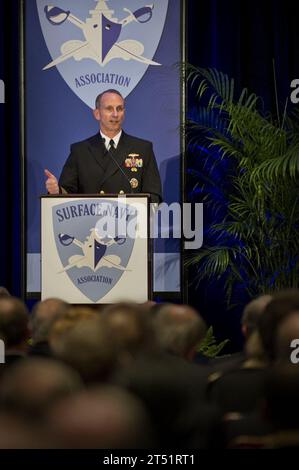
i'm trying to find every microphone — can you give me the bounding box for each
[101,138,134,193]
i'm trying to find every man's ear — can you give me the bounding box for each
[241,324,247,338]
[93,108,100,122]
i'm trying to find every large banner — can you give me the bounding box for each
[25,0,182,295]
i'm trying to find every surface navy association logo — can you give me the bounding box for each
[37,0,169,107]
[53,199,137,302]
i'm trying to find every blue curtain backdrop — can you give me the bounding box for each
[0,0,298,348]
[0,0,21,296]
[188,0,299,109]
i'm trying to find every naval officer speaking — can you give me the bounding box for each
[45,89,162,203]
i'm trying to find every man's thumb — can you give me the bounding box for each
[44,169,56,180]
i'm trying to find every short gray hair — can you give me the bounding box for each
[95,89,124,109]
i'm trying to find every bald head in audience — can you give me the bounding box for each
[102,302,156,362]
[153,303,206,360]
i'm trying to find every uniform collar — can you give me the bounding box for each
[100,130,122,149]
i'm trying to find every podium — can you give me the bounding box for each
[41,194,151,303]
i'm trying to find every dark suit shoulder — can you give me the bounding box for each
[70,133,100,150]
[122,132,152,147]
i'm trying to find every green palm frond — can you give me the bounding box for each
[186,246,231,277]
[186,66,299,304]
[209,136,243,160]
[251,145,299,182]
[197,326,229,357]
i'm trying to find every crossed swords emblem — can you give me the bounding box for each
[58,228,130,273]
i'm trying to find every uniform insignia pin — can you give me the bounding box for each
[130,178,138,189]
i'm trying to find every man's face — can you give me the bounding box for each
[93,92,125,137]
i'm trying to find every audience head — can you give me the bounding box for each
[0,286,10,298]
[47,386,152,448]
[0,297,29,349]
[258,289,299,361]
[49,305,98,352]
[102,302,156,362]
[275,310,299,362]
[153,303,206,360]
[0,357,83,420]
[241,294,272,338]
[30,298,68,345]
[50,311,117,383]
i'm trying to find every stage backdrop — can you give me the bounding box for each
[24,0,183,297]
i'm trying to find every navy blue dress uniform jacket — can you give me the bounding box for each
[59,131,162,203]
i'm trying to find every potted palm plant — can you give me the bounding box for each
[186,66,299,306]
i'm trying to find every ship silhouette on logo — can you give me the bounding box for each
[58,228,128,273]
[43,0,161,69]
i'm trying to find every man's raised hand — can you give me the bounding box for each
[44,169,59,194]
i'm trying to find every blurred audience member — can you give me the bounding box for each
[0,357,83,421]
[152,303,206,361]
[209,294,272,373]
[0,297,30,369]
[275,310,299,363]
[102,302,157,365]
[258,289,299,362]
[29,298,69,357]
[50,314,118,384]
[0,287,10,298]
[47,386,153,448]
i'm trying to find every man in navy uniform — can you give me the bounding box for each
[45,89,162,203]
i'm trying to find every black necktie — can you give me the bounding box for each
[102,139,115,171]
[109,139,115,153]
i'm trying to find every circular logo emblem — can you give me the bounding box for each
[130,178,138,189]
